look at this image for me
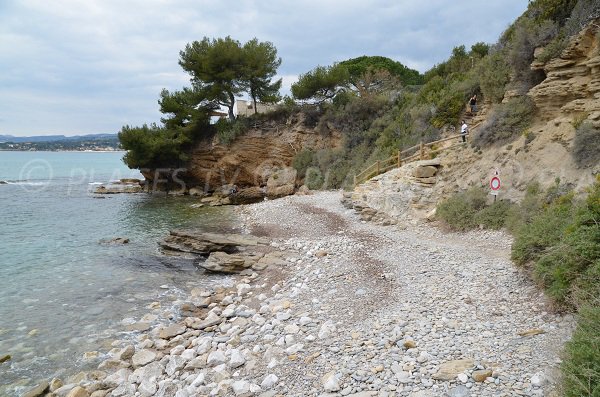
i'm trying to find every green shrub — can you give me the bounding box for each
[473,96,536,147]
[475,200,515,230]
[507,18,557,92]
[524,130,536,145]
[215,118,250,145]
[505,183,544,233]
[510,192,574,266]
[478,49,511,103]
[537,34,569,63]
[304,166,325,190]
[573,122,600,168]
[561,303,600,397]
[436,187,488,231]
[292,149,315,178]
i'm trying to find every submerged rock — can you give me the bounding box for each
[94,183,143,194]
[99,237,129,245]
[21,381,49,397]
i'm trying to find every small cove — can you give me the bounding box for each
[0,151,235,396]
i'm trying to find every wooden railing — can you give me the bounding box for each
[353,133,468,186]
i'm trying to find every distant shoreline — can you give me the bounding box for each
[0,149,126,153]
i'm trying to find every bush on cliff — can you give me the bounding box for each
[215,117,250,145]
[472,96,536,147]
[573,122,600,168]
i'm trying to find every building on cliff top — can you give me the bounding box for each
[234,100,276,117]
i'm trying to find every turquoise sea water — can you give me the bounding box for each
[0,151,234,395]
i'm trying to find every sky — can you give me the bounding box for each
[0,0,528,136]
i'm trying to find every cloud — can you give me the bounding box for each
[0,0,527,135]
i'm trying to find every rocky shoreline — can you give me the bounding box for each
[19,192,573,397]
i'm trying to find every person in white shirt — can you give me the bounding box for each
[460,120,468,143]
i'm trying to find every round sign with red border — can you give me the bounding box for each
[490,176,501,191]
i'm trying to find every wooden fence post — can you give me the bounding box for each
[376,160,380,175]
[354,174,357,186]
[419,141,424,160]
[397,150,401,167]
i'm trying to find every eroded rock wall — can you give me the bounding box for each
[186,119,340,192]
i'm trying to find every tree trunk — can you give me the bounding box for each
[252,91,258,115]
[227,92,236,121]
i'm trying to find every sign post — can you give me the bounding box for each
[490,171,501,202]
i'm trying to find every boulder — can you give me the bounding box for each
[267,184,295,199]
[412,165,437,178]
[232,186,266,204]
[266,167,297,199]
[188,187,204,196]
[200,251,255,273]
[132,349,156,367]
[296,185,311,195]
[266,167,297,188]
[66,386,90,397]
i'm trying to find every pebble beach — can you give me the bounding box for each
[27,191,574,397]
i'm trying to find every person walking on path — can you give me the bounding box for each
[469,94,477,114]
[461,120,468,143]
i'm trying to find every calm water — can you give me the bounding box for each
[0,151,235,396]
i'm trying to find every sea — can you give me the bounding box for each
[0,151,235,396]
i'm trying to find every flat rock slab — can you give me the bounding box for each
[160,231,268,255]
[432,358,475,381]
[158,324,186,339]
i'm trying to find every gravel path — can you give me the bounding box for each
[43,191,573,397]
[235,191,573,397]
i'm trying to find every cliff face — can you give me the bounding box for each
[352,20,600,219]
[529,21,600,124]
[184,116,341,192]
[439,20,600,199]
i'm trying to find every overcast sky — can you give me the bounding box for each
[0,0,528,136]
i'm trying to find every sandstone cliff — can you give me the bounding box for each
[185,116,340,192]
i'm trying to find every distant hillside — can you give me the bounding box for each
[0,133,117,143]
[0,134,120,151]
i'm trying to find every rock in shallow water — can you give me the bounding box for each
[21,381,49,397]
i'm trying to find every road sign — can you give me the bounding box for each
[490,176,501,194]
